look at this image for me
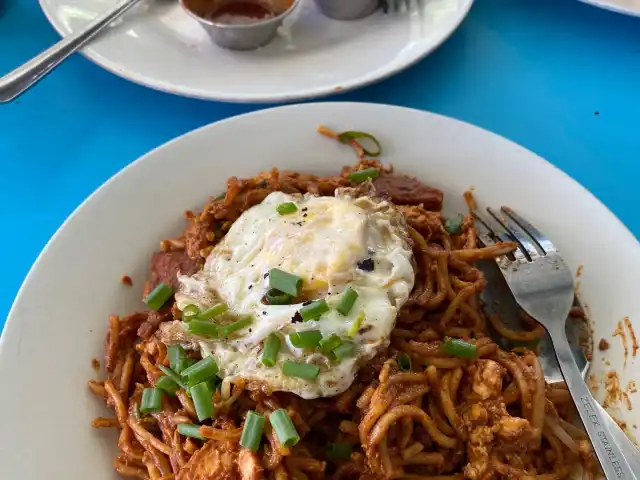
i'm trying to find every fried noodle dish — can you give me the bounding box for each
[90,128,600,480]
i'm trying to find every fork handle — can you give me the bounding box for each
[549,327,637,480]
[0,0,143,103]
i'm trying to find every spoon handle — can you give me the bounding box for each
[0,0,143,103]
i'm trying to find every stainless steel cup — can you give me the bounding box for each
[313,0,379,20]
[180,0,300,51]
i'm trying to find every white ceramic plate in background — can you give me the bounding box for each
[580,0,640,16]
[37,0,473,102]
[0,103,638,478]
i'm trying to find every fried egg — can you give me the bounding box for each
[173,188,414,399]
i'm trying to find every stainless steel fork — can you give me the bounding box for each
[475,206,638,480]
[382,0,422,13]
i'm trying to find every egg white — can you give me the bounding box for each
[172,188,414,399]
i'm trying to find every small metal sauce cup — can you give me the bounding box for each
[313,0,379,20]
[180,0,300,51]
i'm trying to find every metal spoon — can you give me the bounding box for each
[0,0,143,103]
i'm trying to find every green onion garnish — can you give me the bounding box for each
[240,411,265,452]
[348,167,381,183]
[269,409,300,448]
[349,311,365,337]
[333,341,356,361]
[158,365,188,390]
[338,131,382,157]
[186,320,219,338]
[328,443,353,461]
[197,303,228,320]
[398,352,412,371]
[336,287,358,316]
[319,334,342,354]
[219,316,253,338]
[144,283,173,311]
[299,299,329,322]
[265,289,292,305]
[155,375,180,395]
[262,334,281,367]
[268,268,302,297]
[177,423,205,440]
[168,345,189,374]
[182,304,199,321]
[277,202,298,215]
[443,337,477,359]
[288,330,322,349]
[282,360,320,380]
[190,382,214,422]
[444,214,464,236]
[140,387,163,413]
[181,356,219,387]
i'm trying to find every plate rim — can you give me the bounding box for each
[3,101,638,346]
[37,0,474,102]
[579,0,640,16]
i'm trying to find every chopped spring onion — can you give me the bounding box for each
[158,365,188,390]
[270,409,300,448]
[262,334,281,367]
[168,345,189,374]
[282,360,320,380]
[299,299,329,322]
[338,131,382,157]
[349,312,365,338]
[197,303,228,320]
[215,193,226,201]
[190,382,214,422]
[328,443,353,461]
[398,352,412,371]
[181,356,219,387]
[336,287,358,316]
[186,320,220,338]
[240,411,265,452]
[265,288,292,305]
[319,334,342,354]
[182,304,199,321]
[333,341,356,361]
[443,337,477,359]
[348,167,381,183]
[155,375,180,395]
[140,387,163,413]
[219,316,253,338]
[277,202,298,215]
[444,214,464,236]
[269,268,302,297]
[288,330,322,349]
[177,423,205,440]
[144,283,173,311]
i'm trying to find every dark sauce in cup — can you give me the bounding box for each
[212,1,274,22]
[185,0,278,24]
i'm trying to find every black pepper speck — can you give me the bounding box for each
[292,312,303,323]
[357,258,375,272]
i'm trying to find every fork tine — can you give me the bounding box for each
[500,207,555,254]
[488,207,542,261]
[473,213,496,247]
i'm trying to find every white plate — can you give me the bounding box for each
[38,0,473,102]
[580,0,640,16]
[1,103,639,478]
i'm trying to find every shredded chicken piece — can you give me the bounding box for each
[238,448,264,480]
[177,441,236,480]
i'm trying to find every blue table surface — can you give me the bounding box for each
[1,0,639,329]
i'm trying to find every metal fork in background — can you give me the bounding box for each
[475,206,638,480]
[0,0,143,103]
[381,0,423,13]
